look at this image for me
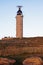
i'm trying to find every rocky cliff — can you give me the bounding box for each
[0,37,43,65]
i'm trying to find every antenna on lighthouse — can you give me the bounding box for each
[17,6,22,9]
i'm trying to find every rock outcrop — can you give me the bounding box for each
[0,58,16,65]
[23,57,42,65]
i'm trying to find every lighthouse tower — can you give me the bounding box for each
[16,6,23,38]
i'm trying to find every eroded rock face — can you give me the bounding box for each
[9,59,16,65]
[0,58,16,65]
[23,57,42,65]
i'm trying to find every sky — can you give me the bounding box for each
[0,0,43,38]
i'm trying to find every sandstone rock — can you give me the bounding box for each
[23,57,42,65]
[0,58,16,65]
[9,59,16,65]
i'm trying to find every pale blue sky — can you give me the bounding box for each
[0,0,43,38]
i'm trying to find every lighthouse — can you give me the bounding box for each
[16,6,23,38]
